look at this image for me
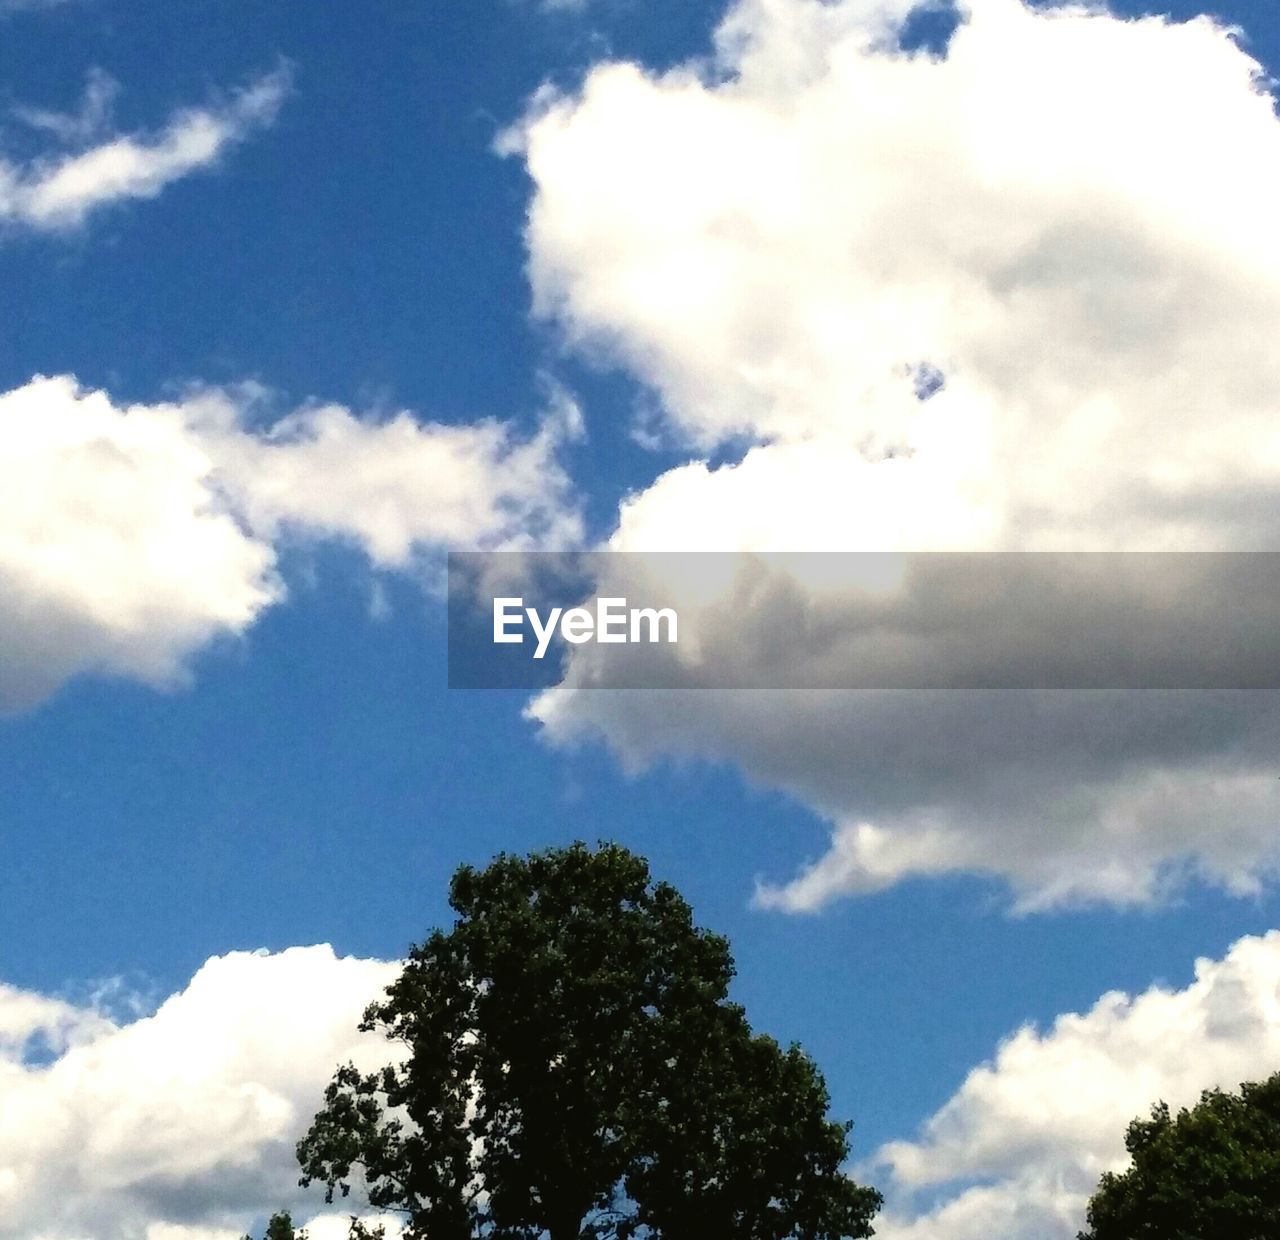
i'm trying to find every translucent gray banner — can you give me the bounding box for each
[447,552,1280,689]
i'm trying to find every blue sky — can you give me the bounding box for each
[5,1,1280,1237]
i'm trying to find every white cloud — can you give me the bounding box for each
[871,930,1280,1240]
[0,376,581,710]
[140,1226,244,1240]
[296,1215,402,1240]
[534,683,1280,910]
[209,383,584,567]
[511,0,1280,495]
[0,946,399,1240]
[0,65,290,230]
[512,0,1280,908]
[0,982,114,1062]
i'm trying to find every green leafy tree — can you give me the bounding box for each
[1080,1071,1280,1239]
[297,842,881,1240]
[245,1212,308,1240]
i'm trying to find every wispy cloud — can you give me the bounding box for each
[0,63,292,230]
[11,66,119,145]
[0,0,76,14]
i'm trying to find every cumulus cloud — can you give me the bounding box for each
[511,0,1280,908]
[511,0,1280,502]
[0,946,399,1240]
[0,376,581,710]
[0,64,290,230]
[535,682,1280,910]
[870,930,1280,1239]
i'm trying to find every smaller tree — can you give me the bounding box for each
[244,1212,308,1240]
[1079,1071,1280,1239]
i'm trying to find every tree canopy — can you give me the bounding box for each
[245,1211,307,1240]
[1079,1071,1280,1239]
[297,842,881,1239]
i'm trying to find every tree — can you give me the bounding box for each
[1079,1071,1280,1239]
[297,842,881,1239]
[244,1212,308,1240]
